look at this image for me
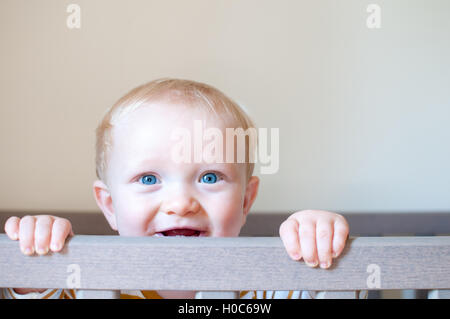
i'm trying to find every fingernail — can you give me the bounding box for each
[320,261,330,269]
[306,260,318,267]
[12,232,18,240]
[51,243,60,251]
[36,247,49,255]
[292,253,300,260]
[23,247,34,255]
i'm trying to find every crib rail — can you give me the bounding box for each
[2,211,450,236]
[0,234,449,298]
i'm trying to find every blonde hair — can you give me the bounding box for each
[95,78,257,183]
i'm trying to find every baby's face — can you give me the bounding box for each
[96,101,258,238]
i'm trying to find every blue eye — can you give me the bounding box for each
[201,173,218,184]
[140,175,158,185]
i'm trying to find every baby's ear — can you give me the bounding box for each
[93,180,117,231]
[243,176,260,218]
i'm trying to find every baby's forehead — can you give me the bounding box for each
[111,103,243,158]
[117,102,234,131]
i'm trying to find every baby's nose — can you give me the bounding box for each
[160,196,201,216]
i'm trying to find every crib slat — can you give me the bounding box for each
[78,289,120,299]
[437,290,450,299]
[196,291,238,299]
[316,290,360,299]
[428,289,450,299]
[402,289,416,299]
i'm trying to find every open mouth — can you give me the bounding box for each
[154,228,206,237]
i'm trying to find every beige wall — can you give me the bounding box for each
[1,0,449,213]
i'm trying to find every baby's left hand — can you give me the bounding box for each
[279,210,349,269]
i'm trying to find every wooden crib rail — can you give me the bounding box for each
[0,234,449,298]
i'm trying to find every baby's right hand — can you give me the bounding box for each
[4,215,73,255]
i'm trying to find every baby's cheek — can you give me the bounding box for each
[117,218,148,236]
[115,215,141,236]
[115,203,156,236]
[213,207,245,237]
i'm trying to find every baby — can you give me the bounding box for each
[3,78,349,299]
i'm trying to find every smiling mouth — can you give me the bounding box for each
[154,228,206,237]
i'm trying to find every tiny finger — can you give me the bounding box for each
[279,218,302,260]
[332,219,349,258]
[50,218,72,252]
[299,221,318,267]
[19,216,36,255]
[34,216,53,255]
[316,220,333,269]
[4,216,20,240]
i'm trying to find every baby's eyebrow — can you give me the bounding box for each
[198,163,243,176]
[129,155,167,168]
[122,158,162,175]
